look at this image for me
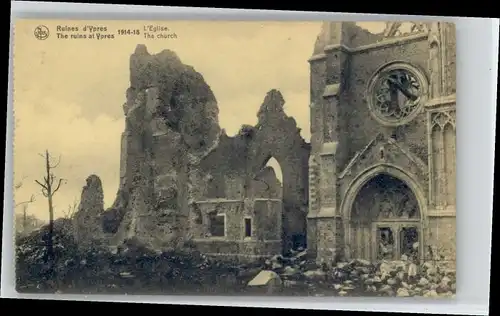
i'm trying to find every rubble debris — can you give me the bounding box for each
[252,249,457,297]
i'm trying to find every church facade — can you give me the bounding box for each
[306,22,456,265]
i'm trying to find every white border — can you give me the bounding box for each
[4,2,498,315]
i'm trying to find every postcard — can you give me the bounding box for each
[12,19,456,297]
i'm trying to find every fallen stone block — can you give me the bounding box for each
[247,270,283,294]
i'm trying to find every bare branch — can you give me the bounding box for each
[15,201,29,207]
[49,174,55,187]
[49,155,62,169]
[14,175,28,190]
[64,199,79,219]
[15,194,36,207]
[38,153,46,159]
[62,198,79,219]
[52,178,65,195]
[35,179,48,190]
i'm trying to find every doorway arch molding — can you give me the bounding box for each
[340,163,428,260]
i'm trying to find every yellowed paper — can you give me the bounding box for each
[13,19,456,297]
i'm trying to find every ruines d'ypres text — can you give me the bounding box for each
[55,25,115,40]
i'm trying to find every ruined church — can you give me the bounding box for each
[88,21,456,265]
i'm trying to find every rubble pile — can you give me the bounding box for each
[329,257,456,298]
[249,250,456,297]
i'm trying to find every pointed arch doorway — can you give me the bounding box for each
[346,171,424,262]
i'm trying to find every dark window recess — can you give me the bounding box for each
[378,227,395,260]
[209,212,225,237]
[400,227,419,260]
[244,218,252,237]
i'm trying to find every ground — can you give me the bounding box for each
[15,220,456,298]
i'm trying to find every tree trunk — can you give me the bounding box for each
[23,205,28,233]
[47,193,55,261]
[45,150,55,262]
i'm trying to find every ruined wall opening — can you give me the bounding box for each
[349,173,421,262]
[253,156,283,199]
[253,156,287,246]
[263,157,283,188]
[207,211,226,238]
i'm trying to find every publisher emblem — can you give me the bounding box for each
[34,25,50,40]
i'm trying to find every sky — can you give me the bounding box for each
[12,20,387,220]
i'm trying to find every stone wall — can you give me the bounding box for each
[190,198,282,262]
[99,46,309,258]
[426,213,456,265]
[73,175,105,248]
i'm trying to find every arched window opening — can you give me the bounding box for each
[350,173,421,261]
[264,156,283,185]
[253,156,283,199]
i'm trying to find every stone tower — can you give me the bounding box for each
[307,22,383,261]
[307,21,457,265]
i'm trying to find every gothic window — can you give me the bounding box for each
[431,124,445,206]
[367,63,427,126]
[430,110,456,207]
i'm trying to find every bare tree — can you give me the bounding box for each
[19,196,37,233]
[34,150,66,262]
[63,198,79,219]
[14,175,37,234]
[15,194,36,208]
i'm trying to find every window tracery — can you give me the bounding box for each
[352,174,420,221]
[429,110,456,207]
[367,63,427,127]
